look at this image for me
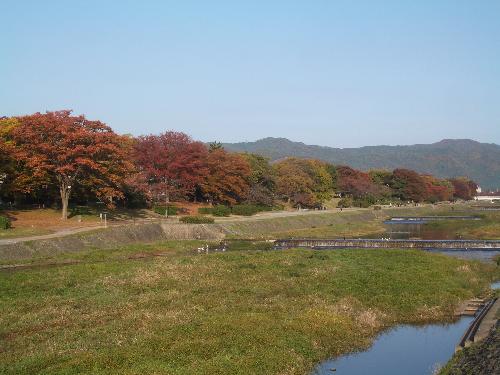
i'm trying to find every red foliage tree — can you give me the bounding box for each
[337,166,384,198]
[134,132,208,205]
[448,178,478,200]
[201,149,251,205]
[12,111,133,219]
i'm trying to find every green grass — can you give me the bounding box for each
[0,227,53,239]
[1,241,497,375]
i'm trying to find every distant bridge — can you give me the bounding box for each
[274,238,500,250]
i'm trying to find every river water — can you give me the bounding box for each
[312,218,499,374]
[380,219,500,262]
[312,317,473,375]
[312,280,500,375]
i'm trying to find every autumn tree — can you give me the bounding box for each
[275,158,333,207]
[12,111,133,219]
[391,168,427,202]
[369,169,393,187]
[337,166,384,199]
[240,153,276,206]
[422,175,454,202]
[0,117,18,197]
[448,177,478,200]
[201,149,251,205]
[134,132,208,206]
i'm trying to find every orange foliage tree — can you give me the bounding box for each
[12,111,133,219]
[201,149,251,205]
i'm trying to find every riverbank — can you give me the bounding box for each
[439,324,500,375]
[0,204,465,260]
[0,241,497,374]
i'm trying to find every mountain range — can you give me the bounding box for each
[223,138,500,189]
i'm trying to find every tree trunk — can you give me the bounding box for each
[60,182,71,220]
[165,186,170,217]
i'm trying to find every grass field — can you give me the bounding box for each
[1,241,498,375]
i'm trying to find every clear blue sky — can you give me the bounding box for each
[1,1,499,147]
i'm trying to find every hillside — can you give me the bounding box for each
[223,138,500,189]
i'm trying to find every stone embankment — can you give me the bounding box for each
[0,223,225,260]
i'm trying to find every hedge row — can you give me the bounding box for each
[153,205,178,216]
[180,216,214,224]
[198,204,276,217]
[198,205,231,217]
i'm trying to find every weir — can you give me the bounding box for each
[274,238,500,250]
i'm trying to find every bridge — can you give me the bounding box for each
[273,238,500,250]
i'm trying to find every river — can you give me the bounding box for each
[312,217,499,374]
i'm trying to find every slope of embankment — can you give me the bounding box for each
[0,223,224,261]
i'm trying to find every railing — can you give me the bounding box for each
[457,298,498,350]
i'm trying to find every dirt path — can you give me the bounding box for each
[0,225,108,245]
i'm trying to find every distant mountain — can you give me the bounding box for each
[223,138,500,189]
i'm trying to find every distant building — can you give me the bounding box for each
[475,187,500,202]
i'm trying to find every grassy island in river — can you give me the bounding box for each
[1,240,498,375]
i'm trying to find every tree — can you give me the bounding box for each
[369,169,393,186]
[0,117,18,197]
[448,177,477,200]
[391,168,427,202]
[240,153,276,206]
[337,166,382,199]
[201,149,251,205]
[134,132,208,206]
[12,110,133,219]
[274,158,333,207]
[422,175,454,202]
[275,158,315,205]
[208,141,224,152]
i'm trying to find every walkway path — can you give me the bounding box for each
[0,225,110,245]
[0,218,175,245]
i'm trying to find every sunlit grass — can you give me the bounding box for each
[1,241,497,375]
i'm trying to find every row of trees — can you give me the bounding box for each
[0,111,478,219]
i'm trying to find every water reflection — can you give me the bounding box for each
[312,317,473,375]
[427,249,500,262]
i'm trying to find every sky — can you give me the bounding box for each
[1,1,499,148]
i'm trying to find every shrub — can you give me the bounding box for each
[373,205,382,211]
[198,207,213,215]
[153,205,178,216]
[70,206,92,216]
[180,216,214,224]
[211,205,231,217]
[0,215,11,229]
[232,204,272,216]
